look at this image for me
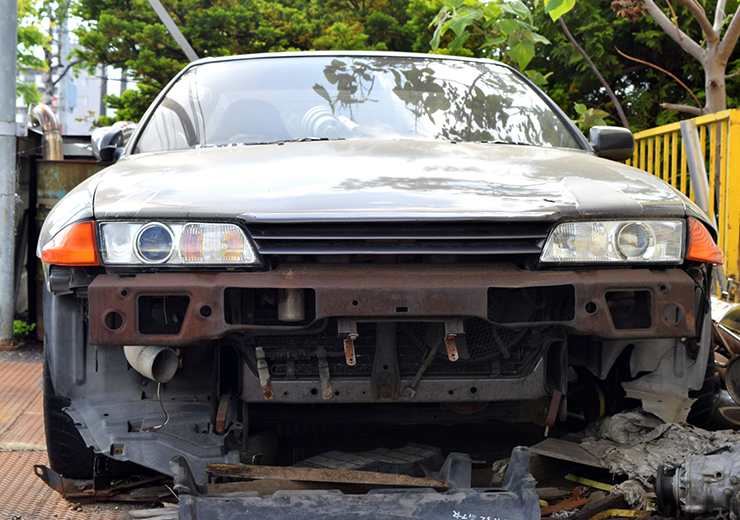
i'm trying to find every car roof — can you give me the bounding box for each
[185,50,516,73]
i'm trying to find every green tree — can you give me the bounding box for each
[17,0,48,104]
[73,0,438,123]
[74,0,316,123]
[17,0,75,106]
[432,0,740,118]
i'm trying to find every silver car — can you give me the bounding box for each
[38,51,721,484]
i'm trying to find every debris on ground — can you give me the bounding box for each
[293,443,444,477]
[580,409,740,485]
[611,479,649,507]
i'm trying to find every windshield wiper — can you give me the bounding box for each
[479,139,532,146]
[197,137,344,149]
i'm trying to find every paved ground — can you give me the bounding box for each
[0,340,163,520]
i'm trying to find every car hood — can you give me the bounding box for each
[94,140,688,222]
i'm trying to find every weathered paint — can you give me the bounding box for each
[92,140,689,222]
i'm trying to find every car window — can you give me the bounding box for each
[134,56,582,153]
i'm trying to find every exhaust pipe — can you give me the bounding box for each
[28,103,63,161]
[124,346,178,383]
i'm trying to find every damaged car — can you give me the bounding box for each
[38,51,723,484]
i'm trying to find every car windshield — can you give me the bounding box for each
[134,55,582,153]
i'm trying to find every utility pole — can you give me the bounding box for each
[58,16,70,132]
[120,66,128,95]
[99,65,107,118]
[0,0,18,344]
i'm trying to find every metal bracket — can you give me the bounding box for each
[371,322,400,400]
[0,121,27,137]
[255,347,274,401]
[317,347,333,400]
[338,319,358,366]
[343,336,357,366]
[215,395,230,434]
[444,319,465,362]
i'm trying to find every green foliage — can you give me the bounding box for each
[430,0,549,70]
[17,0,49,105]
[543,0,575,21]
[430,0,740,127]
[13,320,36,340]
[73,0,433,123]
[313,22,381,50]
[572,102,609,132]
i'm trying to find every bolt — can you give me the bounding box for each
[726,488,734,497]
[731,513,739,520]
[381,389,391,398]
[732,476,739,485]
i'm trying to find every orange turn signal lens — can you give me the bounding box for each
[686,218,723,265]
[41,221,100,266]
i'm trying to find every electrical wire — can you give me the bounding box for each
[143,382,170,431]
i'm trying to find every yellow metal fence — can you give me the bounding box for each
[626,110,740,300]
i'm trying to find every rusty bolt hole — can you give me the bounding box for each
[200,305,212,318]
[311,388,318,395]
[470,387,477,394]
[383,364,389,370]
[121,290,128,297]
[352,300,359,307]
[585,302,597,314]
[659,284,667,292]
[104,311,123,331]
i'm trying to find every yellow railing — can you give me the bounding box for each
[626,109,740,300]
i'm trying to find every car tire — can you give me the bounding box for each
[43,356,95,479]
[687,347,719,428]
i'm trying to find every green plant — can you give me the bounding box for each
[573,102,609,133]
[13,320,36,339]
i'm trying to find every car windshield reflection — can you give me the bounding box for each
[134,56,582,153]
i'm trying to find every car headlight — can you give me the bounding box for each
[539,220,684,264]
[99,221,260,266]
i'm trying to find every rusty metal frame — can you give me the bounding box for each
[34,464,175,504]
[88,263,697,346]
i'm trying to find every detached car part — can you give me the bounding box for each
[38,51,723,485]
[657,447,740,518]
[173,447,540,520]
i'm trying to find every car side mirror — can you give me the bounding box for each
[589,126,634,162]
[91,122,137,165]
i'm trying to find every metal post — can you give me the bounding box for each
[681,119,728,295]
[680,120,711,214]
[58,16,70,132]
[146,0,199,62]
[0,0,18,344]
[99,65,107,118]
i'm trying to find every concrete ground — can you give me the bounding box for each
[0,340,166,520]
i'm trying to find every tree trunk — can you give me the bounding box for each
[704,54,727,113]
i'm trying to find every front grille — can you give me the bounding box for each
[255,319,538,380]
[247,222,549,256]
